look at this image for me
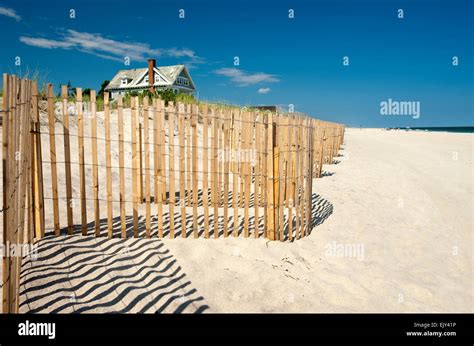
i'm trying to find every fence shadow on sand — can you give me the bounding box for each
[18,236,210,313]
[80,191,332,240]
[18,193,332,313]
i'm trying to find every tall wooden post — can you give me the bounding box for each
[266,113,276,240]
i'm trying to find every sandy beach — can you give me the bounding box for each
[161,128,473,312]
[5,125,471,313]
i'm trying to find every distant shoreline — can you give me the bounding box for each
[347,127,474,134]
[392,127,474,134]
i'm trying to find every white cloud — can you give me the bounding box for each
[19,29,201,63]
[19,37,74,49]
[0,6,21,21]
[214,67,279,86]
[258,87,271,94]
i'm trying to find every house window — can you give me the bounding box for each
[121,78,128,86]
[144,76,149,83]
[155,75,159,83]
[177,76,189,86]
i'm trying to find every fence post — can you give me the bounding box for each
[202,104,210,238]
[186,104,192,207]
[178,103,186,237]
[143,97,151,238]
[287,115,294,241]
[117,96,126,238]
[266,112,276,240]
[156,99,165,238]
[47,84,60,235]
[139,122,144,203]
[76,88,88,235]
[168,101,176,238]
[31,82,44,239]
[232,109,239,238]
[222,108,230,237]
[306,123,314,236]
[254,112,261,238]
[192,104,199,238]
[2,73,10,313]
[90,90,100,237]
[104,92,113,238]
[243,111,250,238]
[278,116,287,241]
[61,85,74,234]
[131,96,139,237]
[212,108,219,238]
[318,129,326,178]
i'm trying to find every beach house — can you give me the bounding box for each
[105,59,196,99]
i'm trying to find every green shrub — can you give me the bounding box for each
[156,88,176,105]
[176,93,195,104]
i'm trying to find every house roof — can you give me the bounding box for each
[105,64,195,90]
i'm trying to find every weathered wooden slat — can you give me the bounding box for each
[254,112,261,238]
[287,116,294,241]
[31,82,45,239]
[178,103,186,237]
[104,92,113,238]
[278,116,287,241]
[211,108,219,238]
[117,96,126,238]
[2,73,10,313]
[90,90,100,237]
[2,74,12,312]
[222,108,230,237]
[61,85,74,234]
[138,122,143,203]
[232,110,239,238]
[144,97,151,238]
[156,99,165,238]
[76,88,88,235]
[266,112,275,240]
[243,111,251,238]
[47,84,60,235]
[186,104,192,207]
[131,97,139,237]
[160,100,167,203]
[192,104,199,238]
[202,105,210,238]
[168,102,176,238]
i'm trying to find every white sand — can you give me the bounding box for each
[161,128,473,312]
[2,111,473,312]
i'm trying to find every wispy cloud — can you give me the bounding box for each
[19,37,73,49]
[0,6,21,21]
[258,87,271,94]
[19,29,201,64]
[213,68,279,86]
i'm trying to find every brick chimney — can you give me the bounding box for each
[148,58,156,93]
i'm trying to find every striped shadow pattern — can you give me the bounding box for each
[18,235,209,313]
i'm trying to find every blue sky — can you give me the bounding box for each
[0,0,472,127]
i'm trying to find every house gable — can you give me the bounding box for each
[172,66,196,90]
[132,68,171,87]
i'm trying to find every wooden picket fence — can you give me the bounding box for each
[1,74,344,312]
[1,74,42,312]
